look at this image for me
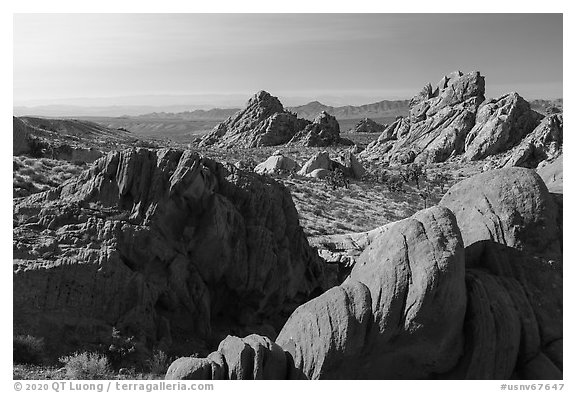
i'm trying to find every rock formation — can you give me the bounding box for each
[166,167,562,380]
[360,71,485,164]
[13,148,330,355]
[288,111,346,147]
[359,71,553,166]
[199,91,310,148]
[254,152,300,175]
[464,93,543,161]
[498,113,562,168]
[351,118,386,133]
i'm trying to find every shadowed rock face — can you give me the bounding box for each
[199,91,310,148]
[166,167,562,380]
[13,148,330,354]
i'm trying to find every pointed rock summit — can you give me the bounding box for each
[199,91,310,148]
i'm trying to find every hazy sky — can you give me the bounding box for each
[13,13,563,107]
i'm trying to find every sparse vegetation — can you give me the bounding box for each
[59,352,112,380]
[13,335,46,365]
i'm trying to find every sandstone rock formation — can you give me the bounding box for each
[199,91,310,148]
[464,93,544,161]
[351,118,386,133]
[360,71,485,164]
[13,148,330,355]
[288,111,344,147]
[359,71,554,166]
[254,152,300,175]
[166,167,562,380]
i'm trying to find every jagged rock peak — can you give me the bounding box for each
[247,90,285,112]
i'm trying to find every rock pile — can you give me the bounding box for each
[289,111,348,147]
[297,150,365,179]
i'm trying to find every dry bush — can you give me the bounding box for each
[59,352,111,380]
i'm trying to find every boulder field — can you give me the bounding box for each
[165,167,562,380]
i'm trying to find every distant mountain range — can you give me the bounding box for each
[287,100,411,120]
[14,98,562,121]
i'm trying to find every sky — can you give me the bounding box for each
[13,13,563,108]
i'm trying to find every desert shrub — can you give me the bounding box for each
[13,335,45,365]
[27,136,48,158]
[107,327,137,368]
[427,172,451,193]
[325,168,349,190]
[59,352,111,380]
[146,350,171,376]
[386,174,405,193]
[545,106,561,115]
[401,163,425,189]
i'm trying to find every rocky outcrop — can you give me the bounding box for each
[166,167,562,380]
[464,93,544,161]
[288,111,344,147]
[199,91,310,148]
[499,113,562,168]
[254,152,300,175]
[13,148,330,355]
[360,71,485,164]
[351,118,386,133]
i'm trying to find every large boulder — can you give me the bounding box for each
[13,148,329,355]
[199,91,310,148]
[333,151,366,179]
[297,151,364,179]
[464,93,544,161]
[277,206,467,379]
[440,167,562,378]
[254,152,300,175]
[288,111,343,147]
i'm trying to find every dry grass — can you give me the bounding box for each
[13,156,85,198]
